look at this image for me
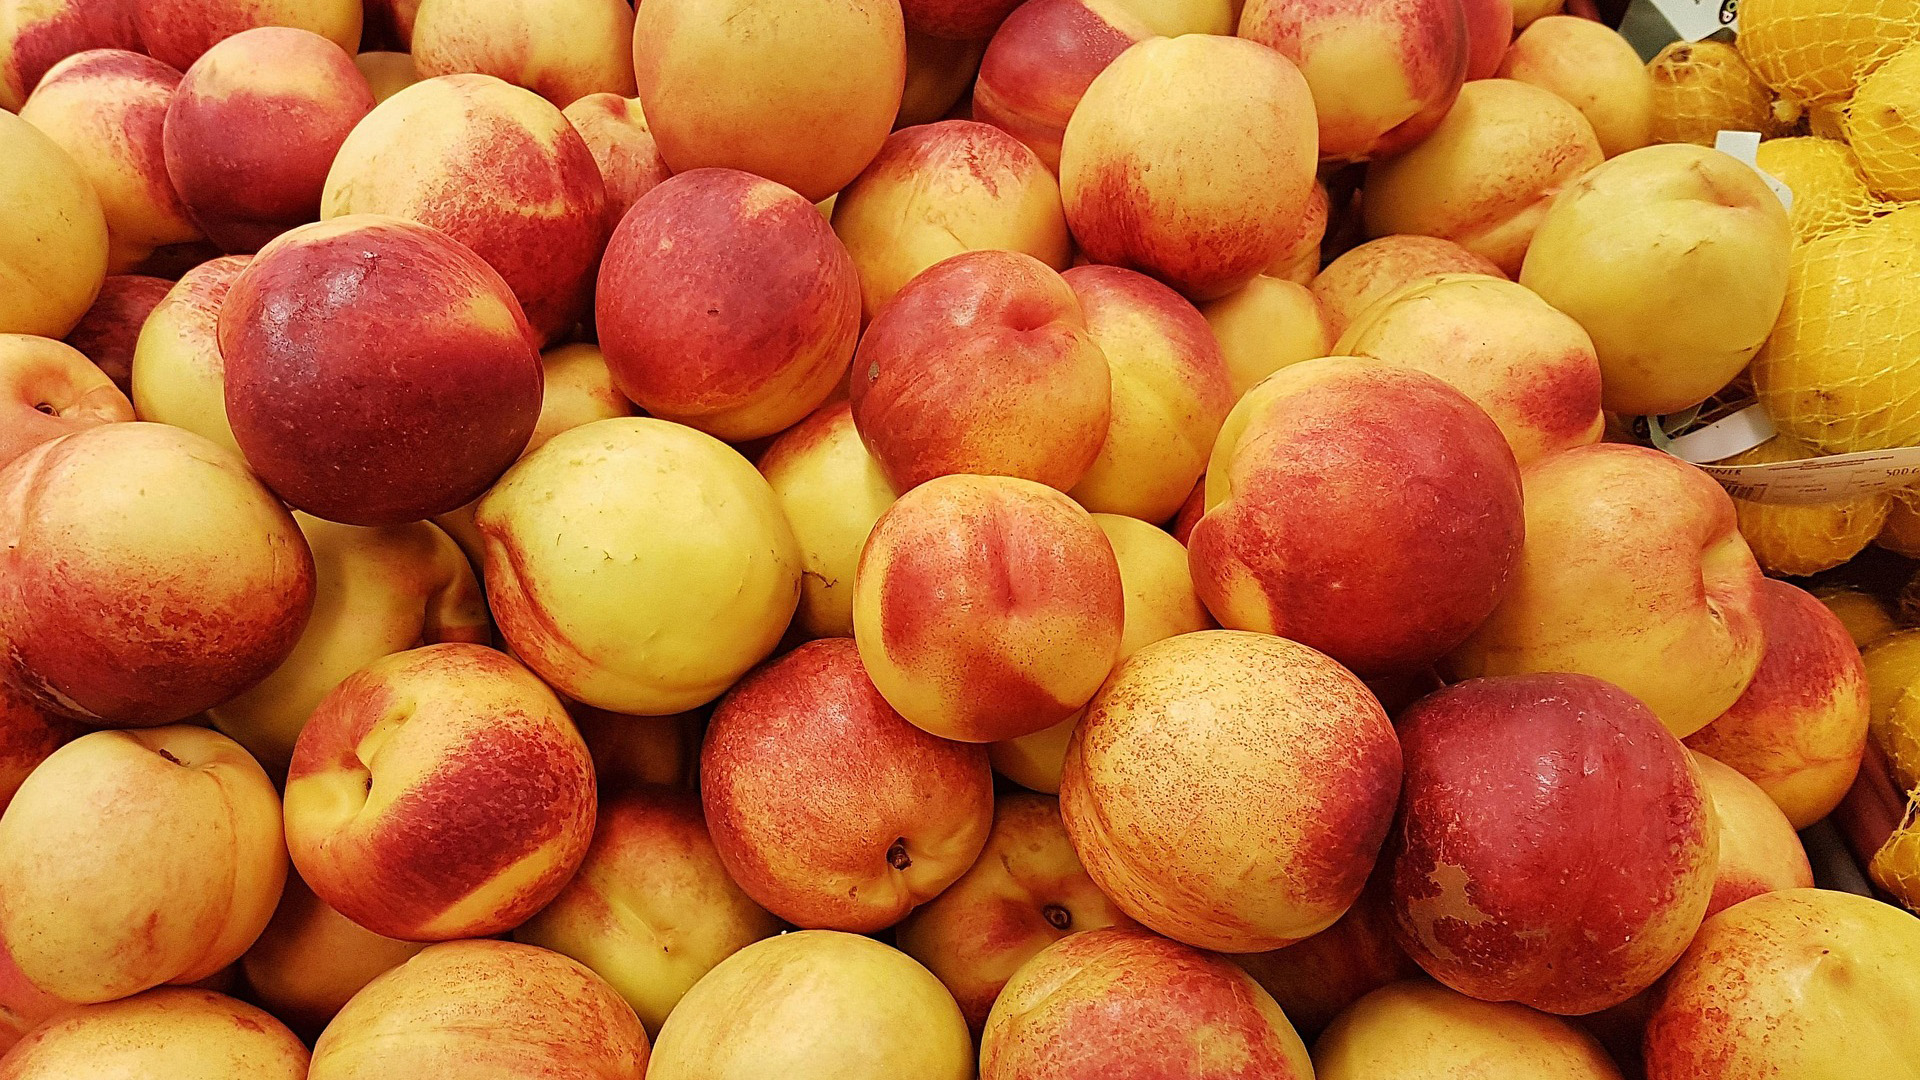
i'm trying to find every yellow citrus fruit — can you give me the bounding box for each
[1756,137,1883,241]
[1846,42,1920,199]
[1739,0,1920,108]
[1649,40,1794,145]
[1727,434,1891,575]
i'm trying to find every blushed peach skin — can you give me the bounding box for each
[0,422,313,726]
[1499,16,1653,158]
[832,120,1071,321]
[1199,277,1336,398]
[850,250,1111,492]
[129,254,249,455]
[1060,34,1319,301]
[0,334,132,469]
[1231,877,1420,1039]
[1364,79,1604,276]
[321,73,608,344]
[0,942,63,1055]
[0,0,141,111]
[901,0,1024,40]
[897,793,1138,1030]
[1314,981,1626,1080]
[163,27,375,253]
[0,109,109,339]
[971,0,1152,173]
[854,474,1124,743]
[757,402,898,640]
[62,273,169,393]
[283,645,596,941]
[561,93,671,225]
[412,0,633,108]
[702,639,993,931]
[133,0,360,71]
[1690,751,1813,918]
[353,50,417,102]
[1310,234,1506,340]
[1268,181,1330,283]
[239,875,426,1039]
[0,682,81,814]
[1462,0,1515,80]
[0,988,308,1080]
[1063,631,1402,952]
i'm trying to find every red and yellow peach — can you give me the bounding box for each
[1691,751,1813,918]
[239,875,428,1039]
[1310,233,1506,340]
[0,0,142,111]
[132,0,361,71]
[61,273,170,393]
[128,254,249,454]
[970,0,1151,173]
[0,334,132,470]
[0,682,81,814]
[1232,879,1421,1039]
[0,988,308,1080]
[560,93,671,225]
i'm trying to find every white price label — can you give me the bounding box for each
[1714,130,1794,212]
[1649,0,1739,40]
[1650,404,1920,505]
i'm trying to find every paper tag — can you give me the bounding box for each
[1650,404,1920,505]
[1715,130,1794,211]
[1649,0,1739,40]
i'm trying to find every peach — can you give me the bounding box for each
[1388,674,1717,1015]
[0,334,131,469]
[902,0,1024,40]
[127,254,249,454]
[163,27,375,253]
[1315,981,1626,1079]
[0,682,81,813]
[1691,751,1814,919]
[240,875,427,1038]
[1060,35,1318,300]
[513,784,782,1032]
[1498,16,1653,158]
[0,109,108,338]
[20,49,200,272]
[1061,265,1235,522]
[1448,444,1767,738]
[648,931,970,1080]
[853,253,1111,492]
[632,0,904,203]
[1199,276,1335,397]
[0,422,313,725]
[1685,579,1870,828]
[1334,273,1605,465]
[283,644,595,941]
[971,0,1151,173]
[981,927,1313,1080]
[561,92,670,225]
[854,474,1123,742]
[218,215,542,526]
[1238,0,1469,162]
[573,706,704,791]
[1268,181,1331,284]
[1170,476,1205,543]
[0,988,307,1079]
[1190,357,1524,677]
[1512,0,1564,26]
[1232,878,1420,1039]
[0,0,141,111]
[898,30,984,127]
[597,168,859,441]
[0,944,61,1055]
[309,940,650,1079]
[1063,631,1401,952]
[321,73,607,343]
[897,793,1138,1030]
[412,0,633,108]
[474,417,801,715]
[1364,78,1604,276]
[353,49,416,102]
[134,0,359,70]
[1519,143,1791,417]
[1463,0,1515,80]
[832,120,1071,321]
[702,639,992,930]
[757,402,897,640]
[0,726,286,1003]
[61,273,169,392]
[1643,889,1920,1079]
[1310,234,1506,340]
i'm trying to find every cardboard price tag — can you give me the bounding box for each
[1650,404,1920,505]
[1648,0,1739,40]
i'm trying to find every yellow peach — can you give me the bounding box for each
[412,0,634,108]
[0,988,307,1079]
[1498,16,1653,157]
[128,254,249,455]
[1310,233,1505,340]
[0,109,107,338]
[1199,276,1335,398]
[239,875,426,1039]
[1692,751,1815,919]
[133,0,361,71]
[757,402,898,640]
[352,50,417,102]
[1315,981,1623,1079]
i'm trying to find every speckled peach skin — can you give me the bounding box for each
[0,334,131,470]
[971,0,1151,173]
[561,93,671,225]
[129,254,250,455]
[239,875,426,1040]
[1231,875,1421,1040]
[0,0,140,111]
[0,988,308,1080]
[63,274,170,393]
[1689,751,1813,919]
[412,0,634,108]
[132,0,361,71]
[1310,234,1507,340]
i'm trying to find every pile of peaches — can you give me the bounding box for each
[0,0,1914,1078]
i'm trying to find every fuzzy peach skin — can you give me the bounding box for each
[1334,273,1605,465]
[632,0,903,203]
[851,250,1110,491]
[1199,277,1335,398]
[0,335,131,469]
[1685,579,1870,828]
[1060,35,1318,301]
[757,402,897,640]
[1498,16,1653,158]
[981,926,1313,1080]
[898,30,983,126]
[321,74,607,344]
[1519,143,1791,417]
[1462,0,1514,80]
[648,931,970,1080]
[573,706,704,791]
[218,216,542,526]
[133,0,359,70]
[1364,79,1604,276]
[702,639,992,930]
[514,784,782,1032]
[0,0,140,110]
[1690,751,1813,919]
[0,109,108,339]
[896,793,1138,1031]
[62,273,168,392]
[1316,981,1625,1080]
[412,0,633,108]
[854,474,1124,742]
[1062,265,1236,523]
[19,50,200,272]
[163,28,374,253]
[990,513,1212,793]
[128,254,248,454]
[0,988,308,1080]
[354,50,417,101]
[283,644,595,941]
[1643,889,1920,1080]
[1448,444,1766,738]
[0,726,286,1003]
[971,0,1152,173]
[1310,234,1505,340]
[0,682,81,814]
[1190,357,1524,677]
[0,423,313,725]
[1063,631,1401,952]
[1231,877,1420,1039]
[597,168,859,441]
[208,514,488,774]
[1388,674,1718,1016]
[832,120,1071,321]
[309,940,650,1080]
[240,875,427,1039]
[474,417,801,715]
[1238,0,1469,163]
[561,93,670,225]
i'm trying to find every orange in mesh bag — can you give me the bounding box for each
[1739,0,1920,108]
[1755,136,1886,242]
[1648,40,1796,146]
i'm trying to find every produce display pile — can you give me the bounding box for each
[4,0,1920,1077]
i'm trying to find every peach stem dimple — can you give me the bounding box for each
[888,838,912,871]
